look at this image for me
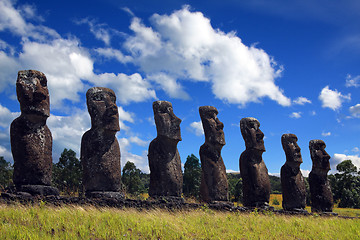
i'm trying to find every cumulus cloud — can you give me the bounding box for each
[300,169,310,177]
[293,96,311,105]
[321,131,331,137]
[92,73,157,104]
[18,39,92,107]
[116,6,291,106]
[290,112,302,118]
[189,121,204,136]
[128,136,149,147]
[0,0,59,41]
[330,153,360,173]
[147,73,190,100]
[0,0,157,110]
[319,86,351,111]
[0,104,19,128]
[345,74,360,87]
[349,104,360,118]
[75,18,113,46]
[118,138,149,173]
[48,110,90,157]
[96,48,133,63]
[118,106,134,131]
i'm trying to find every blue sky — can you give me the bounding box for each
[0,0,359,176]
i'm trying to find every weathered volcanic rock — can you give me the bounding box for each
[309,139,334,213]
[148,101,183,198]
[239,117,271,208]
[280,134,307,212]
[81,87,122,195]
[10,70,58,196]
[199,106,228,202]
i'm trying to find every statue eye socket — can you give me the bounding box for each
[108,94,116,103]
[39,78,47,87]
[92,93,104,101]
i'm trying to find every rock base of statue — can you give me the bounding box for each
[17,185,59,196]
[86,191,125,199]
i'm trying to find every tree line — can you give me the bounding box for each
[1,150,360,208]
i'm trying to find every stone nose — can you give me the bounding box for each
[174,115,182,124]
[34,80,47,101]
[216,119,224,129]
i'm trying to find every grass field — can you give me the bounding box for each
[1,203,360,239]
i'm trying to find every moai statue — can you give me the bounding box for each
[10,70,59,195]
[239,117,271,208]
[148,101,183,198]
[309,140,334,213]
[81,87,123,198]
[280,134,307,212]
[199,106,228,202]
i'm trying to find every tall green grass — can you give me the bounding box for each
[1,204,359,239]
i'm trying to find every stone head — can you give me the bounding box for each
[309,139,330,172]
[86,87,120,132]
[153,101,182,141]
[240,117,265,151]
[281,133,303,167]
[199,106,225,146]
[16,70,50,118]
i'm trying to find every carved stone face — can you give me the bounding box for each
[16,70,50,118]
[153,101,181,141]
[240,117,265,151]
[199,106,225,146]
[282,134,303,166]
[86,87,120,131]
[309,140,330,171]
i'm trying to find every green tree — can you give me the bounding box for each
[329,160,360,208]
[269,175,282,194]
[0,156,13,190]
[227,173,242,203]
[183,154,201,198]
[53,149,82,195]
[122,161,143,195]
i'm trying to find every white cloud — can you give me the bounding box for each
[269,172,280,177]
[290,112,302,118]
[18,39,91,107]
[0,144,12,161]
[346,74,360,87]
[118,6,291,106]
[321,131,331,137]
[128,136,149,147]
[0,0,157,110]
[96,48,133,63]
[0,104,19,128]
[118,106,134,131]
[75,18,112,46]
[189,121,204,136]
[319,86,351,111]
[147,73,190,100]
[92,73,157,104]
[352,147,359,153]
[118,138,149,173]
[48,110,91,157]
[310,110,316,116]
[0,50,20,92]
[293,96,311,105]
[226,169,240,174]
[349,104,360,118]
[300,169,310,177]
[330,153,360,173]
[0,0,59,41]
